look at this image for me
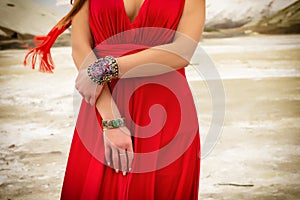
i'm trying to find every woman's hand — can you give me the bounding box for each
[103,127,134,175]
[94,82,133,175]
[75,68,103,105]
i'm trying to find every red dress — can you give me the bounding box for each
[61,0,200,199]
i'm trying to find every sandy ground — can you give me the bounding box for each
[0,34,299,199]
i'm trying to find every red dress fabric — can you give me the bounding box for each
[61,0,200,199]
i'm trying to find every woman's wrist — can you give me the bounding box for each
[102,117,126,130]
[87,56,119,85]
[100,112,122,121]
[96,99,122,120]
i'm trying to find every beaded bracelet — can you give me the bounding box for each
[102,117,126,130]
[87,56,119,85]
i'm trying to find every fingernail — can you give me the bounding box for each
[115,169,119,173]
[107,162,110,166]
[129,168,132,172]
[122,171,127,176]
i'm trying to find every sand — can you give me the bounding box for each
[0,34,300,199]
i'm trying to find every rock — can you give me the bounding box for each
[0,0,298,48]
[0,0,64,38]
[0,0,71,49]
[252,1,300,34]
[205,0,298,30]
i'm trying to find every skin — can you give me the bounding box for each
[72,0,205,175]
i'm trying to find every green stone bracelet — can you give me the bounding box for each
[102,117,125,130]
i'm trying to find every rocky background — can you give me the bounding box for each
[205,0,299,30]
[0,0,300,199]
[0,0,299,49]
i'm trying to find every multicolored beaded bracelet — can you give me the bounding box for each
[102,117,126,130]
[87,56,119,85]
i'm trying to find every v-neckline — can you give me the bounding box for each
[121,0,148,24]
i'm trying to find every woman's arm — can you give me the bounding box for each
[75,0,205,104]
[72,0,134,175]
[71,0,93,70]
[72,0,103,105]
[117,0,206,77]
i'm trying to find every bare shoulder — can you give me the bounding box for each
[182,0,205,16]
[176,0,206,42]
[73,0,89,19]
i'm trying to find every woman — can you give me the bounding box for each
[25,0,205,199]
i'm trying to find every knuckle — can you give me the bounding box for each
[114,143,125,150]
[125,143,132,149]
[83,91,88,96]
[88,93,93,98]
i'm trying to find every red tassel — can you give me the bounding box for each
[23,18,72,73]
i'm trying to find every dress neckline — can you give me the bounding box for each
[121,0,148,24]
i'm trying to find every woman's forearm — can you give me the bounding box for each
[96,84,121,120]
[73,46,121,119]
[117,36,198,78]
[71,0,121,117]
[72,37,197,118]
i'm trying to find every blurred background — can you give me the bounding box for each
[0,0,299,199]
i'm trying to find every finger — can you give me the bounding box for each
[119,149,128,176]
[76,87,84,98]
[75,83,79,90]
[104,139,111,167]
[90,96,95,106]
[84,96,91,104]
[111,147,120,173]
[127,145,134,172]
